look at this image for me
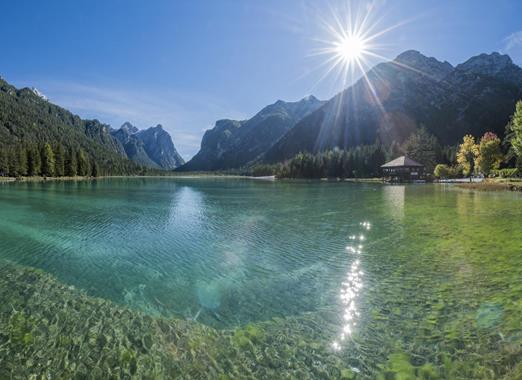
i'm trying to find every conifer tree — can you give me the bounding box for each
[508,100,522,169]
[0,148,8,176]
[41,143,55,177]
[402,127,440,172]
[65,148,77,177]
[76,149,89,176]
[91,161,99,177]
[54,143,65,177]
[8,148,20,177]
[18,146,28,176]
[27,145,41,176]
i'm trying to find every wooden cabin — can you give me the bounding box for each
[381,156,425,182]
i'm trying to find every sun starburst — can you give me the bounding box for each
[334,33,368,63]
[309,2,408,91]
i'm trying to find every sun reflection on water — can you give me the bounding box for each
[333,222,370,351]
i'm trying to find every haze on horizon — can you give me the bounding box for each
[2,0,522,160]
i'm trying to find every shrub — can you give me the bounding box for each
[492,168,519,178]
[434,164,462,179]
[434,164,450,179]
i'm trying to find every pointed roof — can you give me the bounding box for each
[381,156,424,168]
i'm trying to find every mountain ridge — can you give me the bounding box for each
[179,95,325,171]
[260,50,522,164]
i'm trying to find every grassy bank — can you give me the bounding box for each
[456,178,522,192]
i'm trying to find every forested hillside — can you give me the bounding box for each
[0,77,144,176]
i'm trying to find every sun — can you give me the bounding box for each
[309,2,404,89]
[334,34,367,63]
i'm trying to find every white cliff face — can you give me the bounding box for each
[31,87,48,101]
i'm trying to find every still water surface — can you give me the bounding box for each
[0,178,521,378]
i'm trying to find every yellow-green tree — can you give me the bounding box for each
[433,164,450,179]
[456,135,479,177]
[508,100,522,168]
[476,132,503,176]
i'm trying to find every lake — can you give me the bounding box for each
[0,178,521,378]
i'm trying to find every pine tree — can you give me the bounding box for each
[510,101,522,155]
[402,127,440,173]
[65,148,77,177]
[508,100,522,169]
[18,146,28,176]
[41,143,55,177]
[54,143,65,177]
[91,161,99,177]
[0,148,8,176]
[8,148,20,177]
[27,145,42,176]
[76,149,89,176]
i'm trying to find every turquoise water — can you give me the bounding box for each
[0,178,521,378]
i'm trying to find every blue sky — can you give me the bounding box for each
[2,0,522,159]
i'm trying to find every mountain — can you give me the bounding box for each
[135,125,185,169]
[179,96,325,171]
[0,75,184,175]
[262,50,522,163]
[110,122,159,168]
[0,76,138,175]
[111,123,185,169]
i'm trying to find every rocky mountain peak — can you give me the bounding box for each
[112,122,184,169]
[179,96,324,171]
[393,50,453,81]
[120,121,139,134]
[300,95,319,103]
[456,52,514,75]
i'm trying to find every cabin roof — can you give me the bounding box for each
[381,156,424,168]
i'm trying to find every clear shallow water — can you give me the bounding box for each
[1,178,521,378]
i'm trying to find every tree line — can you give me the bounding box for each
[252,100,522,180]
[251,130,454,179]
[0,143,99,177]
[253,145,394,179]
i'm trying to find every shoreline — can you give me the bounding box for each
[3,175,522,192]
[0,173,247,183]
[456,179,522,192]
[0,175,99,183]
